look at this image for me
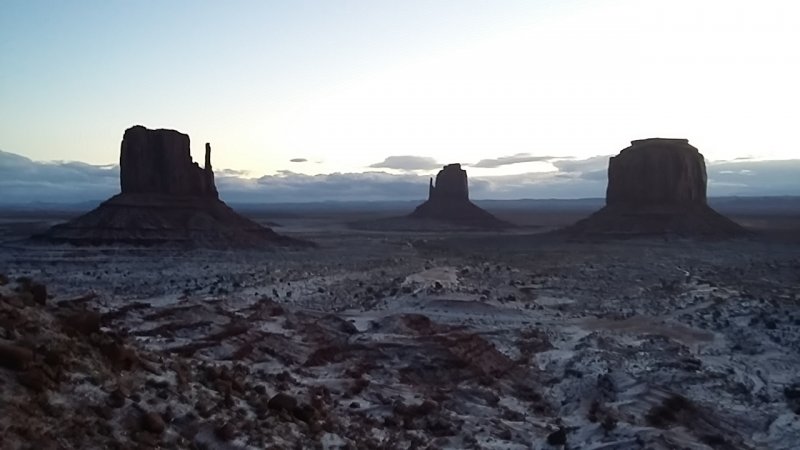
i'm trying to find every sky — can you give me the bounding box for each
[1,0,799,202]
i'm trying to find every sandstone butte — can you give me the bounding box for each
[35,126,310,248]
[410,163,511,229]
[564,138,746,237]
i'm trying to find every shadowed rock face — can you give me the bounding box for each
[36,126,309,248]
[428,163,469,202]
[606,138,707,208]
[410,164,510,229]
[120,126,217,197]
[565,138,745,237]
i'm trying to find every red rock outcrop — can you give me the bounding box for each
[428,163,469,202]
[606,138,707,208]
[410,164,510,229]
[36,126,309,247]
[119,126,217,197]
[565,138,745,237]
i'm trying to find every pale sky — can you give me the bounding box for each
[1,0,799,179]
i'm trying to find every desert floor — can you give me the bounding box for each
[1,204,799,449]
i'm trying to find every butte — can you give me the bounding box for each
[563,138,746,237]
[409,163,511,229]
[35,125,309,247]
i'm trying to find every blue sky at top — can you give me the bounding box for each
[1,0,798,201]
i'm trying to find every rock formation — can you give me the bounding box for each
[427,163,469,202]
[119,126,217,197]
[605,138,707,208]
[36,126,308,247]
[564,138,746,237]
[409,163,510,229]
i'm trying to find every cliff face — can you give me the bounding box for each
[119,126,217,197]
[410,164,510,229]
[606,138,707,208]
[428,163,469,203]
[564,138,745,237]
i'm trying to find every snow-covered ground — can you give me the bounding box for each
[1,222,799,449]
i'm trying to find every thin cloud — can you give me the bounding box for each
[1,150,799,204]
[0,149,118,203]
[707,159,800,196]
[368,155,441,171]
[551,155,610,174]
[577,169,608,181]
[216,168,250,177]
[471,153,557,168]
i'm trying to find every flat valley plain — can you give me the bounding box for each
[1,198,799,449]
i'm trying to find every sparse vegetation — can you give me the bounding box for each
[1,207,798,448]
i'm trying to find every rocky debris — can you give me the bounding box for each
[641,391,747,448]
[0,277,302,448]
[2,225,799,448]
[60,309,101,336]
[16,277,48,305]
[0,341,33,370]
[267,392,297,413]
[214,421,237,441]
[36,193,312,247]
[34,125,311,248]
[564,138,747,237]
[1,278,149,447]
[141,411,166,434]
[409,163,511,229]
[0,274,549,448]
[546,427,567,446]
[785,383,800,414]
